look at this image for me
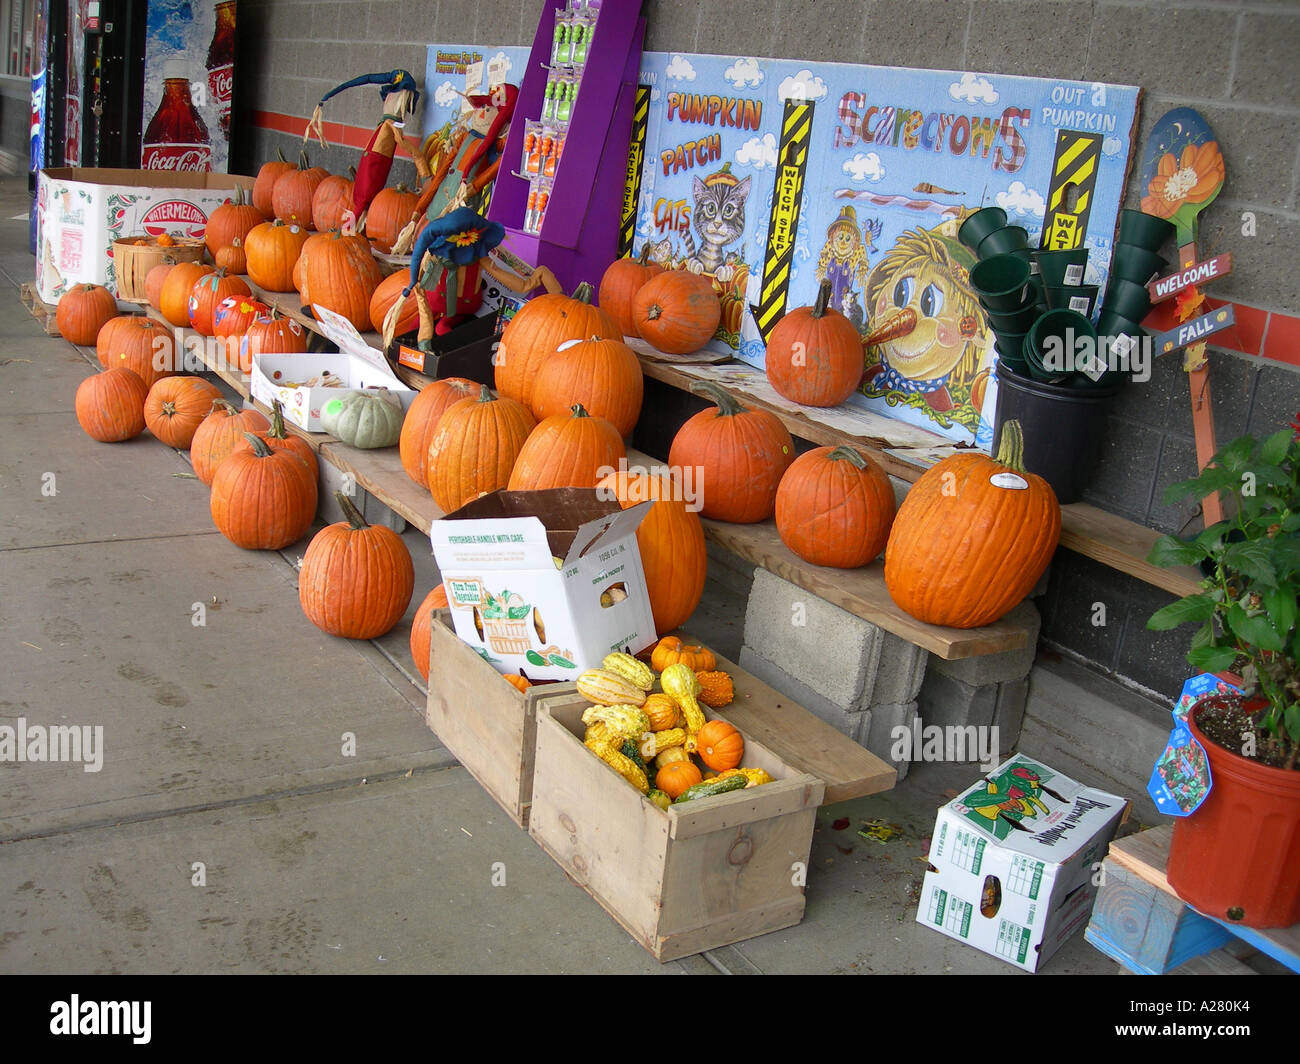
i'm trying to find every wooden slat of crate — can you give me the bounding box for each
[20,283,60,336]
[424,611,573,828]
[528,691,823,962]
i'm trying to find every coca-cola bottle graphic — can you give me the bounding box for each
[206,1,236,141]
[142,61,211,172]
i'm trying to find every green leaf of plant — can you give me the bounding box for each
[1264,589,1297,641]
[1222,540,1278,586]
[1162,466,1240,505]
[1189,621,1215,650]
[1146,536,1206,567]
[1216,435,1256,474]
[1148,594,1217,630]
[1226,603,1286,651]
[1284,704,1300,746]
[1194,524,1229,553]
[1259,428,1293,466]
[1187,645,1239,673]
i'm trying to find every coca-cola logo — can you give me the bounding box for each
[141,198,209,239]
[142,146,212,173]
[209,66,233,104]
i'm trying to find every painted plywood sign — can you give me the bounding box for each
[627,55,1140,445]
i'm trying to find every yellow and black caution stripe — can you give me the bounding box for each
[750,100,813,342]
[1041,130,1102,251]
[618,84,652,257]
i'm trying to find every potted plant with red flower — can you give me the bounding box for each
[1146,415,1300,928]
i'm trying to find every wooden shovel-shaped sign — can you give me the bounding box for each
[1139,108,1227,523]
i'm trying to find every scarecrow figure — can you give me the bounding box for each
[815,205,879,327]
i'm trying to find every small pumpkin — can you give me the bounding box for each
[632,269,721,354]
[187,268,252,336]
[598,245,664,337]
[253,147,295,219]
[655,760,702,800]
[145,260,174,309]
[369,269,422,335]
[398,377,477,489]
[75,368,149,442]
[507,404,626,491]
[642,692,682,732]
[765,279,864,407]
[366,183,418,253]
[244,219,310,292]
[143,376,223,449]
[319,389,405,450]
[159,261,215,327]
[696,719,743,771]
[503,674,532,693]
[650,636,716,674]
[312,169,355,234]
[215,238,248,275]
[205,186,263,257]
[696,670,734,708]
[189,398,270,486]
[272,150,327,229]
[211,432,318,550]
[299,491,416,639]
[240,308,308,373]
[56,284,118,345]
[775,445,896,568]
[409,584,449,682]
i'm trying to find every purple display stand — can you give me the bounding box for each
[487,0,645,296]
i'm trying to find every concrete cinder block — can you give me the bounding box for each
[917,668,997,731]
[862,701,918,782]
[738,646,871,744]
[928,601,1041,687]
[1086,6,1236,99]
[992,678,1029,753]
[1232,12,1300,111]
[319,464,405,532]
[871,632,929,705]
[742,569,882,709]
[704,539,755,600]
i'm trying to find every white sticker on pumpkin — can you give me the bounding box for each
[990,472,1029,490]
[556,338,584,352]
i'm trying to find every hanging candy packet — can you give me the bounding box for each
[1146,672,1241,816]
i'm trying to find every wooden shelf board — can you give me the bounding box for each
[318,442,441,534]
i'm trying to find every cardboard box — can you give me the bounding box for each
[429,489,657,682]
[249,304,414,431]
[35,167,253,305]
[916,753,1128,972]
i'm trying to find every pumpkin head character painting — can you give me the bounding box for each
[860,215,990,433]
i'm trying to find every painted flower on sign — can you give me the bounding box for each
[1140,141,1225,219]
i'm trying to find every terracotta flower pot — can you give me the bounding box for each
[1166,695,1300,928]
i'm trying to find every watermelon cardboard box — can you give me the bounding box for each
[35,167,253,305]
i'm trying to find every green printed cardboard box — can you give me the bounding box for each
[429,488,656,682]
[916,753,1128,972]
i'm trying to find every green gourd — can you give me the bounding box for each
[320,388,405,449]
[672,774,748,803]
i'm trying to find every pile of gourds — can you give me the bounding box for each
[574,637,773,811]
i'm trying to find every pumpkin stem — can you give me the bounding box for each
[268,399,289,439]
[476,384,495,403]
[335,490,369,530]
[813,280,832,318]
[243,431,272,458]
[275,146,287,164]
[297,149,311,171]
[211,398,237,417]
[647,303,663,321]
[994,419,1028,473]
[347,164,356,180]
[828,445,868,469]
[689,381,747,418]
[162,401,177,416]
[635,245,652,266]
[572,281,595,304]
[570,403,590,418]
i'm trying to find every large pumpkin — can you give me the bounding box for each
[56,284,117,346]
[668,382,794,524]
[299,229,383,330]
[409,584,449,682]
[369,269,421,335]
[210,432,318,550]
[96,316,177,389]
[230,398,318,476]
[312,170,355,234]
[189,398,270,486]
[494,282,620,411]
[597,246,664,337]
[427,385,536,513]
[299,492,415,639]
[632,270,721,355]
[766,280,864,407]
[884,420,1060,628]
[595,468,706,635]
[244,219,310,292]
[187,268,252,336]
[272,151,328,229]
[366,184,418,253]
[252,147,295,219]
[529,335,644,434]
[205,186,263,257]
[507,405,627,491]
[159,261,214,327]
[398,376,477,488]
[775,446,895,568]
[143,375,223,449]
[75,368,149,442]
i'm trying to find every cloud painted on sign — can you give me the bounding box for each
[1102,136,1122,157]
[949,73,998,104]
[996,180,1046,218]
[433,81,460,108]
[735,133,778,170]
[724,57,764,88]
[843,152,886,183]
[778,70,828,103]
[488,52,514,79]
[665,55,697,81]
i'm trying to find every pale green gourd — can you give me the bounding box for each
[320,389,405,449]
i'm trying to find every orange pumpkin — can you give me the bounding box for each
[75,368,149,442]
[312,170,355,233]
[409,584,449,682]
[366,184,418,253]
[696,719,743,771]
[56,284,118,345]
[427,385,536,513]
[884,420,1060,628]
[96,316,177,389]
[507,404,627,491]
[669,382,794,524]
[215,238,248,275]
[240,309,308,373]
[632,270,721,354]
[145,261,174,309]
[205,186,263,256]
[494,282,620,411]
[642,693,681,731]
[211,431,319,550]
[655,760,702,799]
[529,335,644,434]
[765,280,864,407]
[596,470,707,635]
[775,445,896,568]
[272,151,328,229]
[143,376,223,449]
[398,377,478,489]
[231,398,318,476]
[597,246,664,337]
[253,148,295,219]
[649,636,715,673]
[159,261,214,327]
[503,675,532,693]
[189,398,270,486]
[369,269,422,335]
[299,229,383,331]
[187,268,252,336]
[244,219,310,292]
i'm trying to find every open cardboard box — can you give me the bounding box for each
[429,488,657,681]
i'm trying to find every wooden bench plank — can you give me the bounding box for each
[318,441,441,533]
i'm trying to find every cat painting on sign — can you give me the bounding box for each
[682,163,751,279]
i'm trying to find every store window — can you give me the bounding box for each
[2,0,34,77]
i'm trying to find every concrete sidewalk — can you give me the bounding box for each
[0,178,1127,975]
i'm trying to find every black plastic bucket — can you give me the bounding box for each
[993,365,1121,504]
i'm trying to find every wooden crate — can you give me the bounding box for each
[424,610,575,828]
[20,283,60,336]
[528,691,825,962]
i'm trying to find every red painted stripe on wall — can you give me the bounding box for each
[250,110,417,157]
